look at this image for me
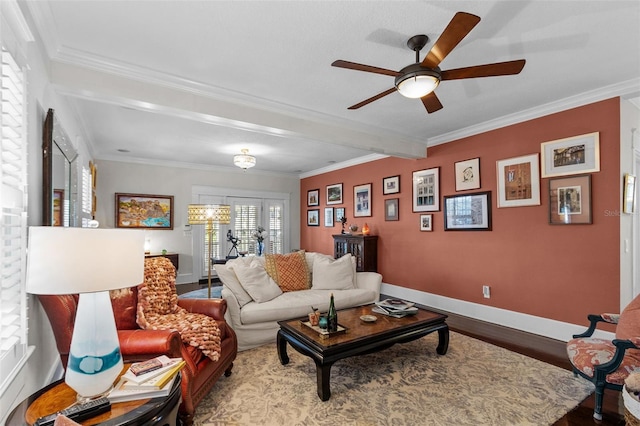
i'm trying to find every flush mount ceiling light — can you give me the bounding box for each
[233,148,256,170]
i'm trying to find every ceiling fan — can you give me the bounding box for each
[332,11,526,114]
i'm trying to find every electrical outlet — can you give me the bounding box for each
[482,285,491,299]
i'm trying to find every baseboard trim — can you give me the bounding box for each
[381,283,613,364]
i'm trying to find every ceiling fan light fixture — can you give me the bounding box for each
[395,67,441,99]
[233,148,256,170]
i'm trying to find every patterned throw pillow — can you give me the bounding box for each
[264,250,311,292]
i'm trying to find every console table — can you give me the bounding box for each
[145,252,179,272]
[332,234,378,272]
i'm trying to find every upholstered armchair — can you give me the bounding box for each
[38,257,238,426]
[566,296,640,420]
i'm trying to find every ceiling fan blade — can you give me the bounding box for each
[421,12,481,68]
[421,92,443,114]
[441,59,526,80]
[348,88,397,110]
[332,60,400,77]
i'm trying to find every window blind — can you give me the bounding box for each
[0,47,27,387]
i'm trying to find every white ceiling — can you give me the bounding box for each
[23,1,640,176]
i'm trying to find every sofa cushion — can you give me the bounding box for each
[312,253,355,290]
[234,258,282,303]
[265,251,311,292]
[217,258,254,307]
[239,288,377,325]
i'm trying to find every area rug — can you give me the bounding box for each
[194,331,594,426]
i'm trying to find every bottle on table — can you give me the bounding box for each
[328,293,338,332]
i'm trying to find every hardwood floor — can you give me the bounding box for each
[431,306,626,425]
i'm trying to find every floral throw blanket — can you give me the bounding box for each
[136,257,221,362]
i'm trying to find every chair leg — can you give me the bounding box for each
[593,383,604,420]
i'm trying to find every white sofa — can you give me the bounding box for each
[217,251,382,351]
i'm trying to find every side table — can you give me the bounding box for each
[6,371,181,426]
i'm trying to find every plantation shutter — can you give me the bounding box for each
[266,200,284,254]
[0,46,28,387]
[230,198,260,255]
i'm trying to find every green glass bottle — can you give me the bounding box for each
[328,293,338,332]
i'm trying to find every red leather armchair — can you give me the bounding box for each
[38,259,238,426]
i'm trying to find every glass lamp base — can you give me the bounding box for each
[66,291,123,399]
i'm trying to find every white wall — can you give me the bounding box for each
[95,160,301,284]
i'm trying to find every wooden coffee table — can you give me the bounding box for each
[277,303,448,401]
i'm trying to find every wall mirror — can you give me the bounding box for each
[43,108,78,226]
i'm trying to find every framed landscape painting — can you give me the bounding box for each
[541,132,600,178]
[115,193,174,229]
[326,183,343,205]
[383,175,400,195]
[307,209,319,226]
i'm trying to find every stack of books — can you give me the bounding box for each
[372,299,419,318]
[108,356,185,403]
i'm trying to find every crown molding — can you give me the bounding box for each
[299,154,389,179]
[427,78,640,146]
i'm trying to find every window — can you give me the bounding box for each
[0,46,28,391]
[192,187,289,280]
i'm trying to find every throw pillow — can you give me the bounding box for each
[233,258,282,303]
[217,258,253,307]
[265,250,311,292]
[312,253,355,290]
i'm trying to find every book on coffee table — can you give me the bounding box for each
[373,299,419,318]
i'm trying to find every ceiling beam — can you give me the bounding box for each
[50,61,428,159]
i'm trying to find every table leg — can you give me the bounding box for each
[277,331,289,365]
[315,360,334,401]
[437,325,449,355]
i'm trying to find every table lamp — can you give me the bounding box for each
[26,226,144,401]
[187,204,231,298]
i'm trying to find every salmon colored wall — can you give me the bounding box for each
[301,98,621,326]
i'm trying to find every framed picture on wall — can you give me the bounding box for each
[548,174,592,225]
[383,175,400,195]
[541,132,600,178]
[454,158,480,191]
[326,183,343,205]
[496,153,540,208]
[444,191,492,231]
[420,214,433,231]
[412,168,440,212]
[354,183,372,217]
[324,207,334,227]
[335,207,346,222]
[384,198,399,221]
[307,209,320,226]
[307,189,319,206]
[115,193,174,229]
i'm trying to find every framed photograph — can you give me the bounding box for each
[307,209,319,226]
[420,214,433,231]
[383,175,400,195]
[326,183,343,205]
[444,191,492,231]
[454,158,480,191]
[115,193,174,229]
[335,207,346,222]
[324,207,334,227]
[541,132,600,178]
[624,173,637,214]
[548,174,592,225]
[496,153,541,208]
[53,189,64,227]
[307,189,319,206]
[412,167,440,212]
[384,198,399,221]
[354,183,372,217]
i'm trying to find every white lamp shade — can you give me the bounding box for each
[26,227,145,295]
[396,75,440,98]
